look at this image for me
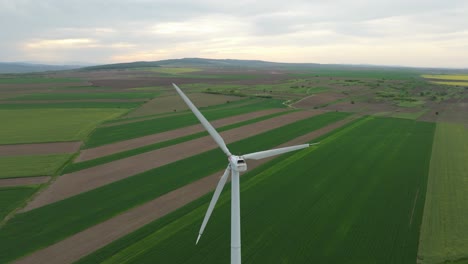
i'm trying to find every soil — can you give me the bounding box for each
[23,111,320,212]
[13,114,353,264]
[0,176,50,187]
[0,142,81,156]
[77,109,287,161]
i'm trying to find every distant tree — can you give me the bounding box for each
[351,100,355,104]
[435,111,439,115]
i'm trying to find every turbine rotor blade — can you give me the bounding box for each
[173,83,232,156]
[197,165,231,244]
[243,143,318,160]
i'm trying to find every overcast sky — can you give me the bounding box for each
[1,0,467,68]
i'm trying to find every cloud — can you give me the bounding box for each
[0,0,467,67]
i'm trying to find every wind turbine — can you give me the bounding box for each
[173,83,316,264]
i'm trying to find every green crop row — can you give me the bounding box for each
[63,110,292,173]
[84,99,286,148]
[0,112,350,263]
[0,186,38,221]
[0,154,73,179]
[77,117,435,264]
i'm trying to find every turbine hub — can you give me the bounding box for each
[229,155,247,172]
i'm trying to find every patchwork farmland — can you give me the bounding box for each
[0,60,466,264]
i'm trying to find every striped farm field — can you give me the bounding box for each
[84,99,286,148]
[418,123,468,264]
[77,117,435,264]
[64,110,291,173]
[0,112,350,263]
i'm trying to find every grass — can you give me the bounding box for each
[8,92,159,101]
[0,112,350,263]
[0,108,127,144]
[418,123,468,264]
[0,77,80,84]
[0,186,38,220]
[76,117,435,264]
[0,154,74,179]
[84,99,286,148]
[63,110,292,173]
[0,102,143,109]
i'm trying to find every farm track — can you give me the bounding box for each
[23,111,321,212]
[78,109,287,161]
[0,142,81,156]
[0,176,50,187]
[13,114,355,264]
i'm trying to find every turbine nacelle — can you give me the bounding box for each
[229,155,247,172]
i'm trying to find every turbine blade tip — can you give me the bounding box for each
[196,234,201,245]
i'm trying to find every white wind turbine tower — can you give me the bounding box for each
[173,83,316,264]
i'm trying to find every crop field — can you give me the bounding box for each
[0,108,127,144]
[0,112,350,263]
[0,101,144,109]
[418,123,468,264]
[84,99,286,147]
[0,186,38,220]
[124,93,245,118]
[64,110,291,173]
[422,74,468,87]
[8,92,159,101]
[0,62,466,264]
[0,77,81,84]
[0,154,73,178]
[76,117,435,264]
[422,74,468,81]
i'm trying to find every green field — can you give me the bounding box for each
[0,108,127,144]
[0,77,80,84]
[85,99,286,148]
[418,123,468,264]
[0,154,73,178]
[77,117,435,263]
[0,186,38,221]
[0,102,143,109]
[8,92,159,101]
[0,112,350,263]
